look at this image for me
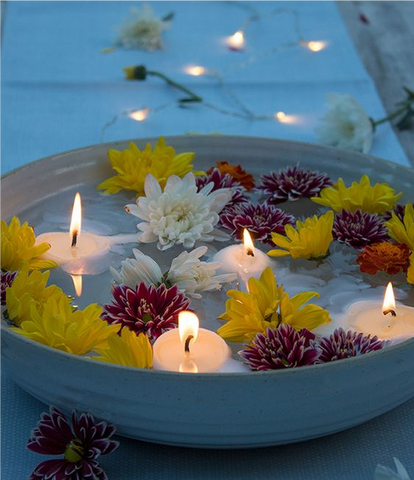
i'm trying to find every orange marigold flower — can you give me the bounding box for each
[357,242,410,275]
[207,161,255,191]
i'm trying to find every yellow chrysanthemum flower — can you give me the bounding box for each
[407,253,414,286]
[6,267,68,327]
[311,176,402,214]
[1,216,58,271]
[386,203,414,250]
[217,267,331,343]
[268,211,334,260]
[12,297,119,355]
[92,328,153,369]
[97,136,204,196]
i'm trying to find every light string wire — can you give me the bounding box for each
[101,6,326,141]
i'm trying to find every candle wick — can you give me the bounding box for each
[246,248,255,257]
[383,309,396,317]
[184,335,194,353]
[71,230,78,248]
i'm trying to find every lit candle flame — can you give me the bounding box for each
[129,108,150,122]
[243,229,255,257]
[382,282,397,317]
[184,65,206,76]
[275,111,286,121]
[69,192,82,247]
[71,274,83,297]
[179,311,199,353]
[305,41,327,52]
[227,30,245,50]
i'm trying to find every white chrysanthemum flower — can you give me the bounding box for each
[126,173,232,251]
[116,4,171,51]
[166,246,237,299]
[316,93,373,153]
[375,458,410,480]
[110,248,163,287]
[110,246,236,299]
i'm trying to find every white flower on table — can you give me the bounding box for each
[110,246,237,299]
[316,93,373,154]
[375,458,411,480]
[125,173,232,251]
[116,3,172,51]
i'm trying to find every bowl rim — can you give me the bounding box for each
[2,135,414,379]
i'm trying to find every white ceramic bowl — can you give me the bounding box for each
[2,136,414,448]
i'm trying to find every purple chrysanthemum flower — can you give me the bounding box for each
[102,282,191,341]
[196,168,249,208]
[220,202,295,245]
[1,270,17,305]
[258,166,332,204]
[383,203,413,222]
[333,209,389,249]
[239,325,319,371]
[28,406,119,480]
[318,328,385,363]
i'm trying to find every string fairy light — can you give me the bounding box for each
[101,4,326,139]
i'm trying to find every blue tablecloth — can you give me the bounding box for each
[1,2,413,479]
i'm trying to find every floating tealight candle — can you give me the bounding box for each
[36,193,111,266]
[153,311,232,373]
[226,30,245,51]
[347,282,414,342]
[213,229,272,283]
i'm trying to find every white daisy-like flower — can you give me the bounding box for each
[116,4,172,51]
[316,93,373,153]
[375,458,411,480]
[126,173,232,251]
[110,246,236,299]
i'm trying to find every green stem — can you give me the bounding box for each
[372,104,411,127]
[147,71,203,102]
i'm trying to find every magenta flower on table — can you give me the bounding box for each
[318,328,385,362]
[1,270,17,305]
[102,282,191,341]
[333,209,389,249]
[383,203,414,222]
[196,168,249,210]
[257,166,332,204]
[239,325,320,371]
[220,202,295,245]
[28,406,119,480]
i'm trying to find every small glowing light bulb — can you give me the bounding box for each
[275,111,286,121]
[306,41,327,52]
[184,65,206,76]
[129,108,150,122]
[227,30,245,50]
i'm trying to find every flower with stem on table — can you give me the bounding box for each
[332,209,389,249]
[357,242,410,276]
[115,3,173,51]
[385,203,414,249]
[317,328,385,362]
[0,270,17,306]
[316,93,373,153]
[102,282,191,341]
[220,202,295,245]
[375,457,411,480]
[92,328,153,369]
[207,161,255,191]
[240,325,319,371]
[257,166,332,204]
[268,211,334,260]
[196,168,248,209]
[1,216,58,271]
[125,172,232,250]
[110,246,236,299]
[13,297,118,355]
[97,136,203,196]
[5,267,68,327]
[217,267,331,343]
[312,176,402,214]
[28,406,119,480]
